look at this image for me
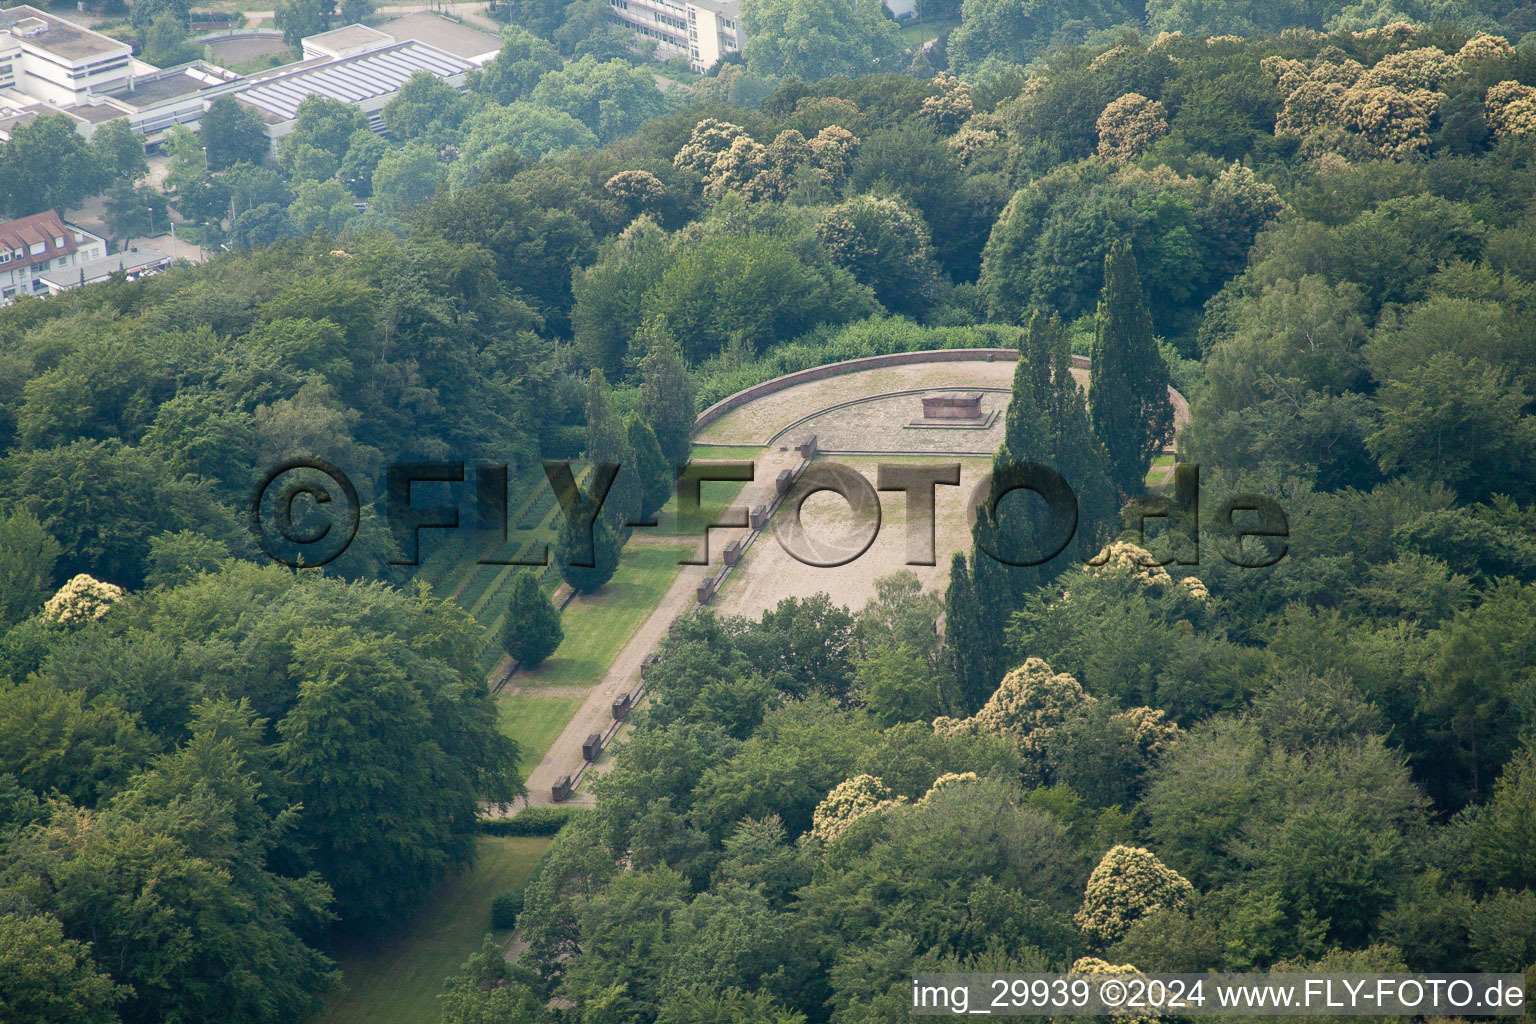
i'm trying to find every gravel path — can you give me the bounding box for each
[499,558,706,809]
[488,447,800,810]
[490,359,1193,812]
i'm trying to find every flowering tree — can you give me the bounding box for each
[1340,85,1438,161]
[1086,540,1175,586]
[673,119,750,175]
[1111,706,1183,760]
[919,771,981,803]
[1072,956,1139,973]
[1096,93,1169,165]
[1486,81,1536,139]
[948,126,1000,163]
[919,73,974,134]
[1072,958,1155,1024]
[1075,844,1196,946]
[808,125,860,191]
[1457,32,1512,67]
[750,129,814,201]
[1084,539,1213,603]
[604,170,666,212]
[810,774,903,844]
[1355,47,1462,92]
[1264,43,1464,160]
[42,574,126,626]
[703,135,769,199]
[675,119,859,200]
[935,657,1094,782]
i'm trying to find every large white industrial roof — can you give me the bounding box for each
[236,41,470,122]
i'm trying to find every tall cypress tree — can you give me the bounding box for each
[952,313,1120,707]
[555,502,622,593]
[954,320,1055,705]
[978,313,1115,601]
[584,369,640,528]
[971,324,1053,612]
[625,413,671,523]
[1089,240,1174,500]
[1037,311,1118,563]
[944,552,1007,713]
[637,315,696,472]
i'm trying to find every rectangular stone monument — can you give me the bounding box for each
[922,392,984,419]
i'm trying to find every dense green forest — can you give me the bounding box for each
[2,1,1536,1021]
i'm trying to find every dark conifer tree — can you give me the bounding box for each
[584,369,640,528]
[943,551,1006,713]
[954,313,1121,706]
[1090,240,1174,499]
[502,569,564,668]
[625,413,672,523]
[555,500,622,593]
[1036,311,1118,562]
[637,316,696,472]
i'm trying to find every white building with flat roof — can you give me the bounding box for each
[0,10,499,146]
[235,38,476,135]
[0,6,133,105]
[374,12,502,63]
[37,246,171,295]
[301,23,394,61]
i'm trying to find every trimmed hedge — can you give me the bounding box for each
[692,317,1022,410]
[479,806,584,836]
[490,888,524,929]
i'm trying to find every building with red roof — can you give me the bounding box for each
[0,209,107,304]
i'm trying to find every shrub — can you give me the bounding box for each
[491,889,524,929]
[479,807,585,836]
[692,318,1019,410]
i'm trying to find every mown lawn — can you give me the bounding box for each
[515,543,692,688]
[649,446,759,538]
[897,18,956,45]
[314,836,552,1024]
[1145,453,1177,487]
[498,692,584,777]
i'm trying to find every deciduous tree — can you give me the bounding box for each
[201,95,270,170]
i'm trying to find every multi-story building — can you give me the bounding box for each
[0,210,107,305]
[0,6,134,106]
[606,0,742,70]
[607,0,690,60]
[685,0,742,72]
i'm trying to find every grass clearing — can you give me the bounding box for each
[515,543,692,688]
[315,836,552,1024]
[649,446,760,538]
[499,693,584,776]
[897,18,953,45]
